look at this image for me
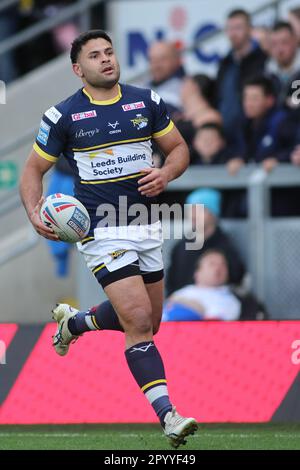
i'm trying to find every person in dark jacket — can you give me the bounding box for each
[166,188,245,295]
[227,76,289,175]
[265,21,300,106]
[190,123,236,165]
[217,9,267,140]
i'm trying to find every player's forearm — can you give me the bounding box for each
[161,141,190,182]
[19,164,44,220]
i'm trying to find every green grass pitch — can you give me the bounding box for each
[1,424,300,450]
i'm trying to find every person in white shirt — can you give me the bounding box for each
[163,249,241,321]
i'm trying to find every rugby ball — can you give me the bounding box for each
[40,193,90,243]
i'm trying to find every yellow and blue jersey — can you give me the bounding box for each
[34,83,174,229]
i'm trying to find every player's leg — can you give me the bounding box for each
[56,274,164,339]
[144,278,164,335]
[52,242,138,353]
[105,274,197,447]
[104,274,174,426]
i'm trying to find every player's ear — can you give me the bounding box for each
[72,63,84,78]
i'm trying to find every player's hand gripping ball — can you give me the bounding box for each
[40,193,90,243]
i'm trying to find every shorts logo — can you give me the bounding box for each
[130,114,148,130]
[37,120,50,146]
[109,249,128,260]
[72,110,97,121]
[122,101,145,111]
[45,106,62,124]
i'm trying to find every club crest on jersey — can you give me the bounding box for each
[71,110,97,121]
[122,101,145,111]
[130,114,148,130]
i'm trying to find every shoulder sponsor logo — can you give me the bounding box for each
[130,114,148,130]
[72,110,97,121]
[37,119,50,146]
[45,106,62,124]
[151,90,161,105]
[122,101,145,111]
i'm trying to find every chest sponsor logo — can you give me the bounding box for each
[37,119,50,146]
[108,121,121,135]
[87,149,114,160]
[72,110,97,121]
[88,152,147,177]
[122,101,145,111]
[130,114,148,130]
[45,106,62,124]
[75,128,100,139]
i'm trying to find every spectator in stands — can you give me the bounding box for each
[174,74,222,145]
[227,76,289,175]
[251,26,272,55]
[163,249,267,321]
[147,40,185,112]
[217,9,267,138]
[166,188,245,295]
[190,123,236,165]
[265,21,300,105]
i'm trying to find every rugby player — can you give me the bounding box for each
[20,30,197,448]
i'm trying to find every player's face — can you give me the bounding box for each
[74,38,120,89]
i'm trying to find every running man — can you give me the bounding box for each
[20,30,197,447]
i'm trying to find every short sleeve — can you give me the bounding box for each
[150,90,174,138]
[33,106,66,162]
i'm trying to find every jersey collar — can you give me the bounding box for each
[82,84,122,105]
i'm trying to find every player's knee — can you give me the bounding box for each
[125,305,153,335]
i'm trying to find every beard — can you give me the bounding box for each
[83,66,121,89]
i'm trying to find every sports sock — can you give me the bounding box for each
[68,300,123,335]
[125,341,172,427]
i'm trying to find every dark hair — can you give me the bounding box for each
[70,29,113,63]
[227,8,251,23]
[272,21,295,35]
[197,249,228,267]
[191,74,216,107]
[196,122,226,140]
[243,76,277,97]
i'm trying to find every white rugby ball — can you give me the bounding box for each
[40,193,91,243]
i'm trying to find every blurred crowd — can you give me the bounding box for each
[144,8,300,218]
[0,0,105,83]
[143,8,300,320]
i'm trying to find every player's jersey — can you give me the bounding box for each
[34,83,174,230]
